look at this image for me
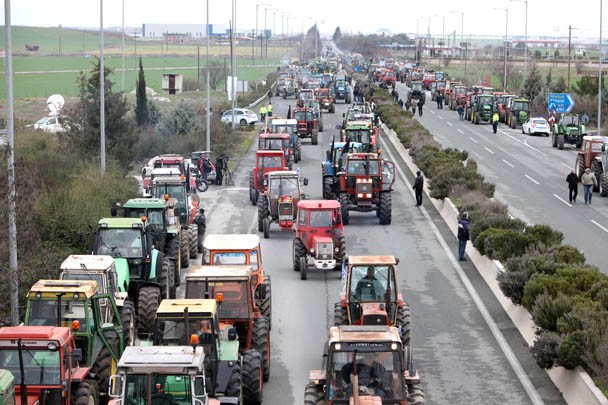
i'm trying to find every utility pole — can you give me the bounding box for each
[599,0,603,137]
[121,0,124,93]
[206,0,210,150]
[100,0,106,174]
[568,25,573,91]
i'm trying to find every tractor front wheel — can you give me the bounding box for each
[158,257,174,299]
[73,379,99,405]
[407,381,426,405]
[300,256,308,280]
[242,349,263,405]
[263,218,270,239]
[180,230,190,268]
[137,286,160,336]
[557,134,565,150]
[552,133,557,148]
[253,316,271,381]
[378,192,392,225]
[304,383,325,405]
[293,238,306,272]
[257,197,268,233]
[120,300,136,347]
[397,304,412,347]
[259,274,272,328]
[333,302,348,326]
[188,225,198,258]
[601,173,608,197]
[225,362,242,398]
[90,346,112,398]
[166,236,180,275]
[323,177,333,200]
[339,193,350,225]
[311,131,319,145]
[576,155,586,180]
[592,160,603,192]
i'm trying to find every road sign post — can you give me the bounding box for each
[547,93,575,113]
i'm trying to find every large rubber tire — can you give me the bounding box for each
[510,116,516,129]
[137,286,160,336]
[90,346,112,397]
[334,235,345,270]
[73,379,99,405]
[196,178,208,192]
[339,193,350,225]
[319,120,324,132]
[551,133,557,147]
[474,113,480,125]
[165,235,180,273]
[253,316,271,382]
[252,189,259,206]
[323,177,333,200]
[311,131,319,145]
[158,257,174,299]
[378,192,392,225]
[241,349,263,405]
[225,362,242,398]
[263,218,270,239]
[120,300,136,347]
[601,173,608,197]
[397,303,412,347]
[257,196,268,233]
[300,256,307,280]
[592,160,603,192]
[188,224,198,258]
[293,238,306,272]
[557,134,565,150]
[407,381,426,405]
[249,172,255,204]
[304,383,325,405]
[180,229,190,268]
[330,104,335,113]
[576,155,586,180]
[333,302,348,326]
[259,274,272,329]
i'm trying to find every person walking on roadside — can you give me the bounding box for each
[457,212,470,261]
[193,208,206,251]
[260,105,267,122]
[267,89,272,104]
[267,103,273,117]
[492,111,500,134]
[417,98,424,116]
[413,171,424,206]
[566,170,578,203]
[457,104,464,121]
[581,167,598,204]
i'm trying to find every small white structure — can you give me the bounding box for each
[162,73,183,95]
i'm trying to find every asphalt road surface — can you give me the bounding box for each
[396,80,608,274]
[184,93,565,404]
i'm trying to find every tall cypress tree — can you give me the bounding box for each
[135,58,149,127]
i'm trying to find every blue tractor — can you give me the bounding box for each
[322,140,363,200]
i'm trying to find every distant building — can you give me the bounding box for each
[141,23,241,40]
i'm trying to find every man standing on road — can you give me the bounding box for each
[193,208,206,251]
[413,171,424,206]
[417,98,424,117]
[267,103,273,118]
[457,104,464,121]
[581,168,598,204]
[566,170,578,203]
[492,112,500,134]
[260,105,267,122]
[457,212,470,261]
[267,89,272,104]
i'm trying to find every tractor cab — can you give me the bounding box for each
[506,98,530,129]
[297,89,315,106]
[294,107,319,143]
[340,153,394,192]
[258,132,294,169]
[342,122,376,153]
[151,174,199,228]
[410,81,424,96]
[249,150,288,205]
[317,88,335,113]
[258,171,305,237]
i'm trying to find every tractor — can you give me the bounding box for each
[258,132,297,169]
[89,217,176,334]
[552,114,586,150]
[575,136,606,191]
[303,99,325,132]
[0,370,14,405]
[297,88,316,107]
[0,326,100,405]
[249,150,288,205]
[185,266,270,401]
[278,78,297,99]
[322,141,364,200]
[295,107,320,145]
[470,94,495,125]
[448,85,467,110]
[152,299,243,402]
[23,280,125,399]
[333,256,411,345]
[588,138,608,196]
[341,121,379,153]
[318,88,336,113]
[406,81,425,114]
[141,154,196,196]
[496,94,516,123]
[257,171,307,239]
[304,325,424,405]
[268,117,302,162]
[336,152,396,225]
[59,254,137,346]
[201,234,272,327]
[150,171,200,263]
[431,80,446,102]
[505,98,530,129]
[108,345,239,405]
[333,79,352,104]
[292,200,346,280]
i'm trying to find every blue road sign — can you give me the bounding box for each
[547,93,575,113]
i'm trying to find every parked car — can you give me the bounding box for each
[32,116,65,133]
[221,108,258,125]
[522,117,550,136]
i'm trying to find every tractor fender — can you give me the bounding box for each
[150,249,162,280]
[113,258,131,293]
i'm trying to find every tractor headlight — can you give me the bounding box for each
[310,248,315,253]
[335,247,340,252]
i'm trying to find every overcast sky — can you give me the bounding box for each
[2,0,606,40]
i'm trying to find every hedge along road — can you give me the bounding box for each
[185,90,564,403]
[395,80,608,274]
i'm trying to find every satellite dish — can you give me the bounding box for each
[47,94,65,116]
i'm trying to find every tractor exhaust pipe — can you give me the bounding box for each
[17,339,27,405]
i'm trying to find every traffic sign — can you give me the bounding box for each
[547,93,575,113]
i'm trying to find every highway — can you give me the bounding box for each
[186,92,565,404]
[396,80,608,273]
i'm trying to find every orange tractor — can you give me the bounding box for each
[257,171,307,238]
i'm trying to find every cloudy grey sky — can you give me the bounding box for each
[2,0,606,39]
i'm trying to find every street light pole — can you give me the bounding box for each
[121,0,124,93]
[598,0,603,137]
[206,0,210,151]
[100,0,106,174]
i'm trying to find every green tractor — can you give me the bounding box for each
[470,94,495,125]
[552,114,586,150]
[505,98,530,129]
[89,217,177,335]
[24,279,125,400]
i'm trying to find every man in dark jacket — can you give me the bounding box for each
[457,212,470,261]
[193,208,206,251]
[215,155,225,186]
[413,171,424,206]
[566,170,578,203]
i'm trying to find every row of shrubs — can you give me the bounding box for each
[365,76,608,393]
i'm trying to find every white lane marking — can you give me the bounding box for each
[438,115,444,120]
[381,134,545,405]
[502,159,514,168]
[469,137,479,144]
[591,220,608,233]
[457,129,464,134]
[504,133,547,156]
[525,174,540,185]
[484,147,495,154]
[553,194,572,207]
[447,121,453,127]
[560,162,572,170]
[498,129,509,135]
[430,110,436,115]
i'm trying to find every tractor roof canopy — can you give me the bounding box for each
[202,234,260,251]
[27,279,98,299]
[328,325,401,346]
[0,326,71,344]
[348,255,398,266]
[298,200,341,210]
[186,265,254,280]
[98,217,145,229]
[117,346,204,373]
[60,254,114,273]
[123,198,167,209]
[156,298,217,318]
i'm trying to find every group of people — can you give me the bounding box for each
[198,154,228,186]
[567,168,597,205]
[260,103,273,122]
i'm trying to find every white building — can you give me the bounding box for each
[141,23,229,40]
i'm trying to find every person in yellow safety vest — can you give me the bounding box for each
[260,105,267,122]
[492,112,499,134]
[267,103,273,117]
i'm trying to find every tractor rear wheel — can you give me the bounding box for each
[180,230,190,268]
[510,116,516,129]
[158,257,175,299]
[397,304,412,347]
[339,193,350,225]
[119,300,136,347]
[601,173,608,197]
[257,196,268,232]
[293,238,306,272]
[90,346,112,398]
[188,225,198,258]
[166,236,180,274]
[225,362,242,398]
[557,134,565,150]
[333,302,348,326]
[551,133,557,147]
[592,160,603,192]
[319,120,324,132]
[304,383,325,405]
[407,382,425,405]
[259,274,272,328]
[73,379,99,405]
[378,192,392,225]
[263,218,270,239]
[576,155,586,180]
[253,316,271,382]
[323,177,333,200]
[474,113,480,125]
[137,286,160,336]
[311,131,319,145]
[300,256,307,280]
[241,349,263,405]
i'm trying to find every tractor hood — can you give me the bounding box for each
[352,396,383,405]
[113,258,131,292]
[312,235,333,245]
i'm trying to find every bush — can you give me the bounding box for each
[557,331,587,369]
[531,331,559,369]
[526,224,563,248]
[532,292,574,332]
[470,213,525,244]
[474,228,536,262]
[497,270,531,305]
[159,100,202,136]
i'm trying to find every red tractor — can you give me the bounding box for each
[258,132,297,169]
[257,170,307,238]
[317,88,336,113]
[382,70,396,88]
[292,200,346,280]
[249,150,288,205]
[336,152,396,225]
[0,325,99,404]
[333,255,412,345]
[141,154,196,196]
[449,85,467,110]
[294,106,319,145]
